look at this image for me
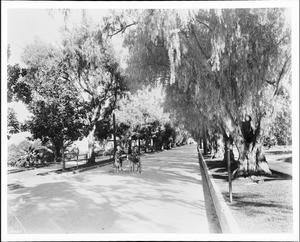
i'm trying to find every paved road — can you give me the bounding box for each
[7,144,212,234]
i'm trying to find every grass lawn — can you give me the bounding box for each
[205,152,293,233]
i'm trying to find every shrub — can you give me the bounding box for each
[7,139,54,167]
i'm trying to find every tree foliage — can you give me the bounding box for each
[27,98,84,162]
[7,108,20,138]
[107,8,291,176]
[115,85,171,150]
[59,20,127,163]
[8,139,53,167]
[7,63,31,104]
[11,9,291,173]
[21,19,127,164]
[21,38,85,163]
[265,77,292,146]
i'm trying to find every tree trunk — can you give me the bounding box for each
[222,135,235,166]
[233,130,272,178]
[199,139,203,149]
[128,138,132,154]
[113,112,117,155]
[138,137,141,154]
[54,148,60,163]
[52,140,63,163]
[61,147,66,170]
[212,135,225,159]
[153,137,158,151]
[87,124,96,164]
[144,139,148,153]
[203,134,208,155]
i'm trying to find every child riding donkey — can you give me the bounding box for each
[127,146,142,173]
[113,145,142,173]
[113,145,123,173]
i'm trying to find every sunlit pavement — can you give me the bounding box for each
[7,144,210,234]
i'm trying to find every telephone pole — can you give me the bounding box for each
[227,141,233,203]
[113,111,117,154]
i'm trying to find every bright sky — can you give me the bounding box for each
[7,9,120,66]
[8,9,62,65]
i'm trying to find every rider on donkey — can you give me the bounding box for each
[128,146,141,173]
[114,145,123,172]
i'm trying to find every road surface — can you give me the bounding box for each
[7,144,215,234]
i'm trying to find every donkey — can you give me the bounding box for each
[127,152,142,173]
[113,152,123,173]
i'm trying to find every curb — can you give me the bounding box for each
[197,149,241,234]
[74,159,114,174]
[37,158,114,176]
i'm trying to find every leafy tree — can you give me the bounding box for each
[266,80,292,146]
[7,108,20,139]
[158,122,177,149]
[59,20,127,163]
[115,85,170,152]
[7,44,31,103]
[22,19,127,164]
[27,98,84,165]
[20,120,31,132]
[21,38,85,167]
[94,117,113,142]
[109,9,291,176]
[187,9,291,176]
[272,109,292,145]
[173,124,190,146]
[7,63,31,104]
[8,139,53,167]
[105,9,213,152]
[164,83,212,154]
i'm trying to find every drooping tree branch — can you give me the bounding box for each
[195,19,213,32]
[252,111,266,151]
[224,103,238,127]
[108,22,137,38]
[273,56,291,96]
[190,24,210,60]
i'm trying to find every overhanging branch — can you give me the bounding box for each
[273,56,291,96]
[190,24,210,60]
[108,22,137,38]
[195,19,213,32]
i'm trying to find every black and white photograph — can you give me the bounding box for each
[1,1,299,241]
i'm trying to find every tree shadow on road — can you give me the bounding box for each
[7,147,210,234]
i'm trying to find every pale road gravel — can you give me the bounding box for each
[7,144,212,234]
